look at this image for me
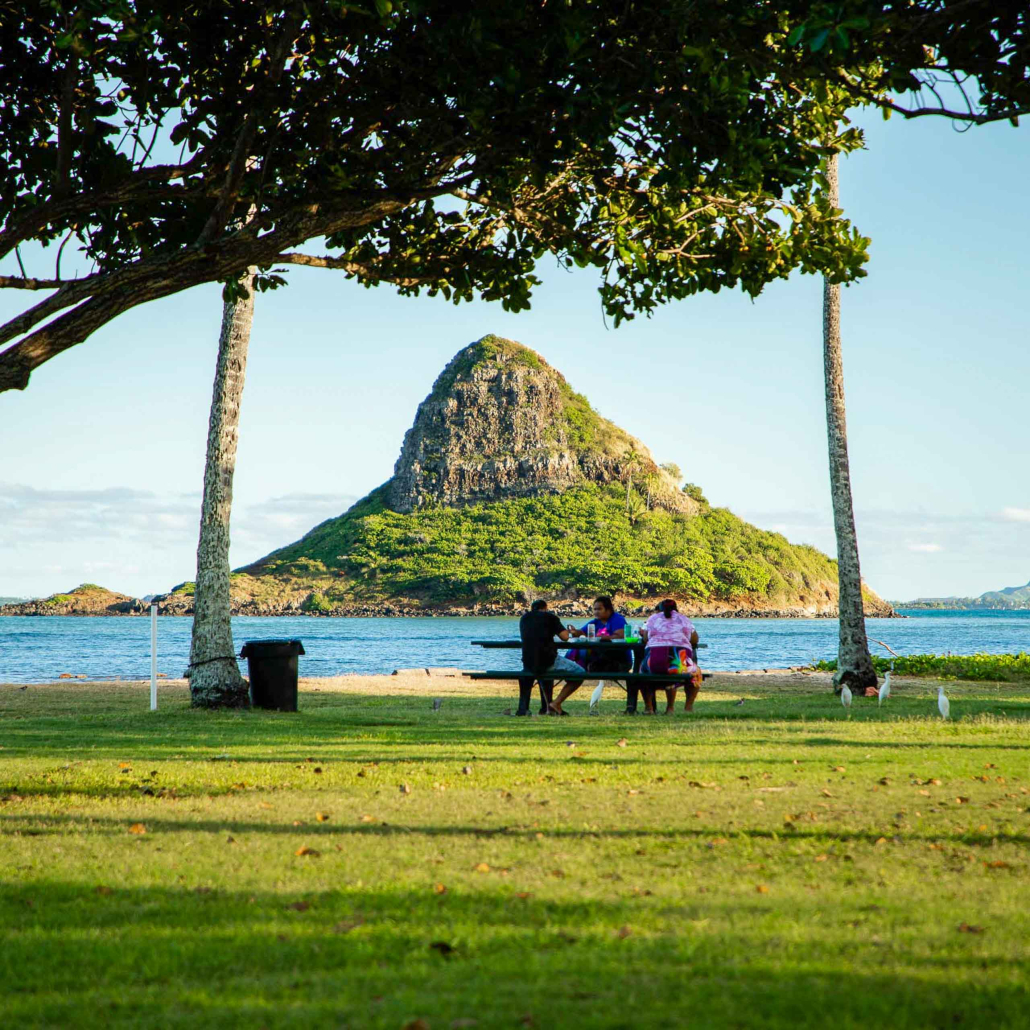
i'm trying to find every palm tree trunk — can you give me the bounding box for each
[188,273,255,708]
[823,152,877,694]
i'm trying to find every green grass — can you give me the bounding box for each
[2,678,1030,1028]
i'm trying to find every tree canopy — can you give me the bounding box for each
[1,1,1025,393]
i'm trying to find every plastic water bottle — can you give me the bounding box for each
[624,621,633,641]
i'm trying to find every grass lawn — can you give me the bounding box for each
[2,673,1029,1029]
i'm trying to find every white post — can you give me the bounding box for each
[150,604,158,711]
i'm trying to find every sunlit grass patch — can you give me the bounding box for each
[1,678,1029,1028]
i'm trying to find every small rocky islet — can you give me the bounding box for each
[3,335,896,620]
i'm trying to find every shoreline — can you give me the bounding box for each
[0,601,901,620]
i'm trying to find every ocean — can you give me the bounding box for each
[0,609,1027,684]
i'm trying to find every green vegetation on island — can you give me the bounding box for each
[238,482,850,612]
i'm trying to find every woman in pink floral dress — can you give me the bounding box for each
[640,599,702,713]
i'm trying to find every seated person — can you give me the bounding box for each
[551,596,631,715]
[640,598,702,714]
[517,599,583,716]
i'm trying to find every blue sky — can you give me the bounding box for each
[1,110,1028,602]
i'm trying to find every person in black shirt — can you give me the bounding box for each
[517,600,583,716]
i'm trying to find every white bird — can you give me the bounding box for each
[878,670,892,707]
[841,683,853,711]
[937,686,950,720]
[589,679,607,713]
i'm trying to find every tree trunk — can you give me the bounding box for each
[188,273,255,708]
[823,152,877,694]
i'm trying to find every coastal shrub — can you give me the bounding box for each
[815,653,1030,683]
[301,592,335,613]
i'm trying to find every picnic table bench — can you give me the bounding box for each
[466,638,710,714]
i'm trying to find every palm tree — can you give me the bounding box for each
[823,151,877,695]
[622,448,642,509]
[187,274,255,708]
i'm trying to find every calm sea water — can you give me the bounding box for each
[0,609,1027,683]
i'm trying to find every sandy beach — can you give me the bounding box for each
[2,667,853,700]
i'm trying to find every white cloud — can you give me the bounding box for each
[908,543,943,553]
[1001,507,1030,522]
[0,482,357,598]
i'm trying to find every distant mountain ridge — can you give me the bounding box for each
[902,578,1030,609]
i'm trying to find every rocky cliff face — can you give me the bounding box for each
[389,335,693,514]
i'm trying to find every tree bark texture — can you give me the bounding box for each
[823,152,878,693]
[188,273,255,708]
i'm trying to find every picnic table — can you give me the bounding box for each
[466,637,710,713]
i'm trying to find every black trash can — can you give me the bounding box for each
[240,639,305,711]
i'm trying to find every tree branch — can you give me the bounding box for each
[0,275,71,290]
[276,252,440,286]
[196,5,302,246]
[54,49,77,199]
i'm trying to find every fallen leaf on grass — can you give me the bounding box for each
[312,767,322,775]
[333,918,365,934]
[550,869,566,879]
[95,885,112,895]
[958,923,986,934]
[315,812,331,822]
[128,823,146,835]
[400,783,412,795]
[821,789,833,797]
[832,766,845,773]
[956,797,970,805]
[474,862,491,873]
[402,1020,430,1030]
[878,777,891,786]
[874,837,888,846]
[118,762,132,770]
[286,901,310,912]
[985,860,1011,869]
[709,838,729,846]
[259,802,273,810]
[918,790,931,797]
[433,883,447,894]
[756,885,770,894]
[814,854,829,863]
[295,846,320,857]
[360,814,376,823]
[516,891,533,900]
[627,789,640,796]
[430,940,456,958]
[462,765,473,775]
[616,738,628,748]
[616,926,632,939]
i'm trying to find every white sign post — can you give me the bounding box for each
[150,604,158,711]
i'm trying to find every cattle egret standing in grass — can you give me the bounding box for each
[589,680,606,713]
[937,686,950,720]
[841,684,852,711]
[878,670,892,707]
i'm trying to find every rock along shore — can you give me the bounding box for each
[1,595,898,619]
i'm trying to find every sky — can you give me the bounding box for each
[1,109,1028,603]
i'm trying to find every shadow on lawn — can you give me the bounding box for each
[4,812,1027,849]
[0,880,1024,1029]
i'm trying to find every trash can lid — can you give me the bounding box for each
[239,638,305,658]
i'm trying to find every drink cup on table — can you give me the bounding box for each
[587,623,596,640]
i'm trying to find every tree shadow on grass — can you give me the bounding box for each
[3,812,1027,849]
[0,880,1026,1030]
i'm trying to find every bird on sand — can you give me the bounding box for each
[937,686,950,720]
[841,684,853,711]
[878,670,892,707]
